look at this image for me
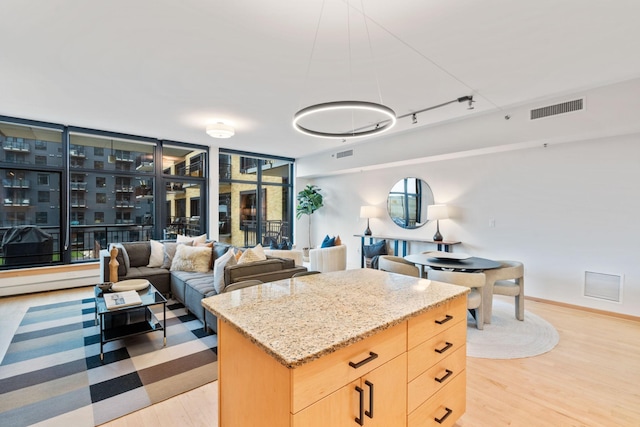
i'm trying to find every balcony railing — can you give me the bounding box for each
[2,179,30,188]
[2,140,31,152]
[0,224,156,268]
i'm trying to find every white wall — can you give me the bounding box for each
[294,79,640,317]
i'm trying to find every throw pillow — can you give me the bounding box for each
[161,241,192,269]
[335,235,342,246]
[170,245,212,273]
[277,239,292,250]
[253,243,267,260]
[363,240,387,258]
[321,235,336,248]
[213,248,237,294]
[235,249,243,262]
[196,241,215,268]
[147,239,165,268]
[176,233,207,245]
[238,247,265,264]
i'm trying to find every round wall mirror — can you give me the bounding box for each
[387,177,434,229]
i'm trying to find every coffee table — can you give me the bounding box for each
[94,282,167,361]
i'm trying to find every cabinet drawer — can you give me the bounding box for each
[408,295,466,350]
[291,322,406,414]
[407,345,466,413]
[408,369,466,427]
[407,322,466,381]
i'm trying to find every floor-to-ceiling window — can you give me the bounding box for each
[0,116,208,270]
[218,150,294,248]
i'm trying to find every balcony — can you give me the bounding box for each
[69,149,86,158]
[71,199,87,208]
[115,185,134,193]
[3,198,30,207]
[2,140,30,153]
[2,179,30,189]
[70,182,88,191]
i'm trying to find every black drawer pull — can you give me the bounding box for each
[435,342,453,354]
[435,369,453,383]
[349,351,378,369]
[355,385,364,425]
[435,314,453,325]
[434,407,453,424]
[365,380,374,419]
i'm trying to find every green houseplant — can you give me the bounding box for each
[296,184,324,254]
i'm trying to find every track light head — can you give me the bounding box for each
[412,113,417,124]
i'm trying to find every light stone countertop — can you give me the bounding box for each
[202,268,469,368]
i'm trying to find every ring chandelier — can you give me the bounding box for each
[293,101,397,139]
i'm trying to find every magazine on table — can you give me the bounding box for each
[104,290,143,310]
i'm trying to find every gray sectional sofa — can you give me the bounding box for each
[99,240,306,332]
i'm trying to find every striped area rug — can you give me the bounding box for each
[0,298,218,426]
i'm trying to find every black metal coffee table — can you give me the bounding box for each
[94,283,167,361]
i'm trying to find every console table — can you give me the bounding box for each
[354,234,461,268]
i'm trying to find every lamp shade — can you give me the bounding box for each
[360,205,377,219]
[427,204,449,221]
[206,123,235,138]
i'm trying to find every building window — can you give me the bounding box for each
[94,160,104,170]
[38,191,50,203]
[96,193,107,204]
[96,176,106,187]
[95,212,104,223]
[36,211,47,224]
[37,174,49,185]
[94,147,104,156]
[35,140,47,150]
[35,155,47,165]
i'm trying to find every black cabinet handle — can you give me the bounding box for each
[434,407,453,424]
[435,314,453,325]
[355,385,364,426]
[365,380,374,419]
[349,351,378,369]
[435,342,453,354]
[435,369,453,383]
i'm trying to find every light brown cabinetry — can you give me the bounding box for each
[217,293,466,427]
[407,295,467,427]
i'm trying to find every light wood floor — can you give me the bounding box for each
[1,288,639,426]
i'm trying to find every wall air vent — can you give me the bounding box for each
[335,149,353,159]
[584,271,622,302]
[530,98,584,120]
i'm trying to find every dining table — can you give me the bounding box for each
[404,252,502,277]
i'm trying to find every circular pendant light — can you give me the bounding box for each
[293,101,396,139]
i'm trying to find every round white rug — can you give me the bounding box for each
[466,299,559,359]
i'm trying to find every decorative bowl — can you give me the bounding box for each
[97,282,113,292]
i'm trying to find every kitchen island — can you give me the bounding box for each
[202,268,469,427]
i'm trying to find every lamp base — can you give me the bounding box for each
[364,218,372,236]
[433,220,443,241]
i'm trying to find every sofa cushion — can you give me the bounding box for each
[170,244,212,273]
[122,241,152,268]
[321,235,336,248]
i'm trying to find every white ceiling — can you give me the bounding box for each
[2,0,640,159]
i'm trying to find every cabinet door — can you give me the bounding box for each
[362,353,407,427]
[292,354,407,427]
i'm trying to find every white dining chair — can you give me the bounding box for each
[483,260,525,322]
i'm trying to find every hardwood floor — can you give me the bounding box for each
[1,288,638,426]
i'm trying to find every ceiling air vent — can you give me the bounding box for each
[530,98,584,120]
[335,149,354,159]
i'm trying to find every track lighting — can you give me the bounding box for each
[412,114,417,124]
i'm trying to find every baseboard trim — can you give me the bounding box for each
[526,296,640,322]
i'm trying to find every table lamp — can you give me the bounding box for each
[360,205,377,236]
[427,204,449,241]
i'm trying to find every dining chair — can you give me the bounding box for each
[427,270,486,330]
[378,255,420,277]
[484,260,525,321]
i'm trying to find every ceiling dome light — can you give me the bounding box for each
[293,101,396,139]
[206,123,235,139]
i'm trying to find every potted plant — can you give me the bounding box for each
[296,184,324,259]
